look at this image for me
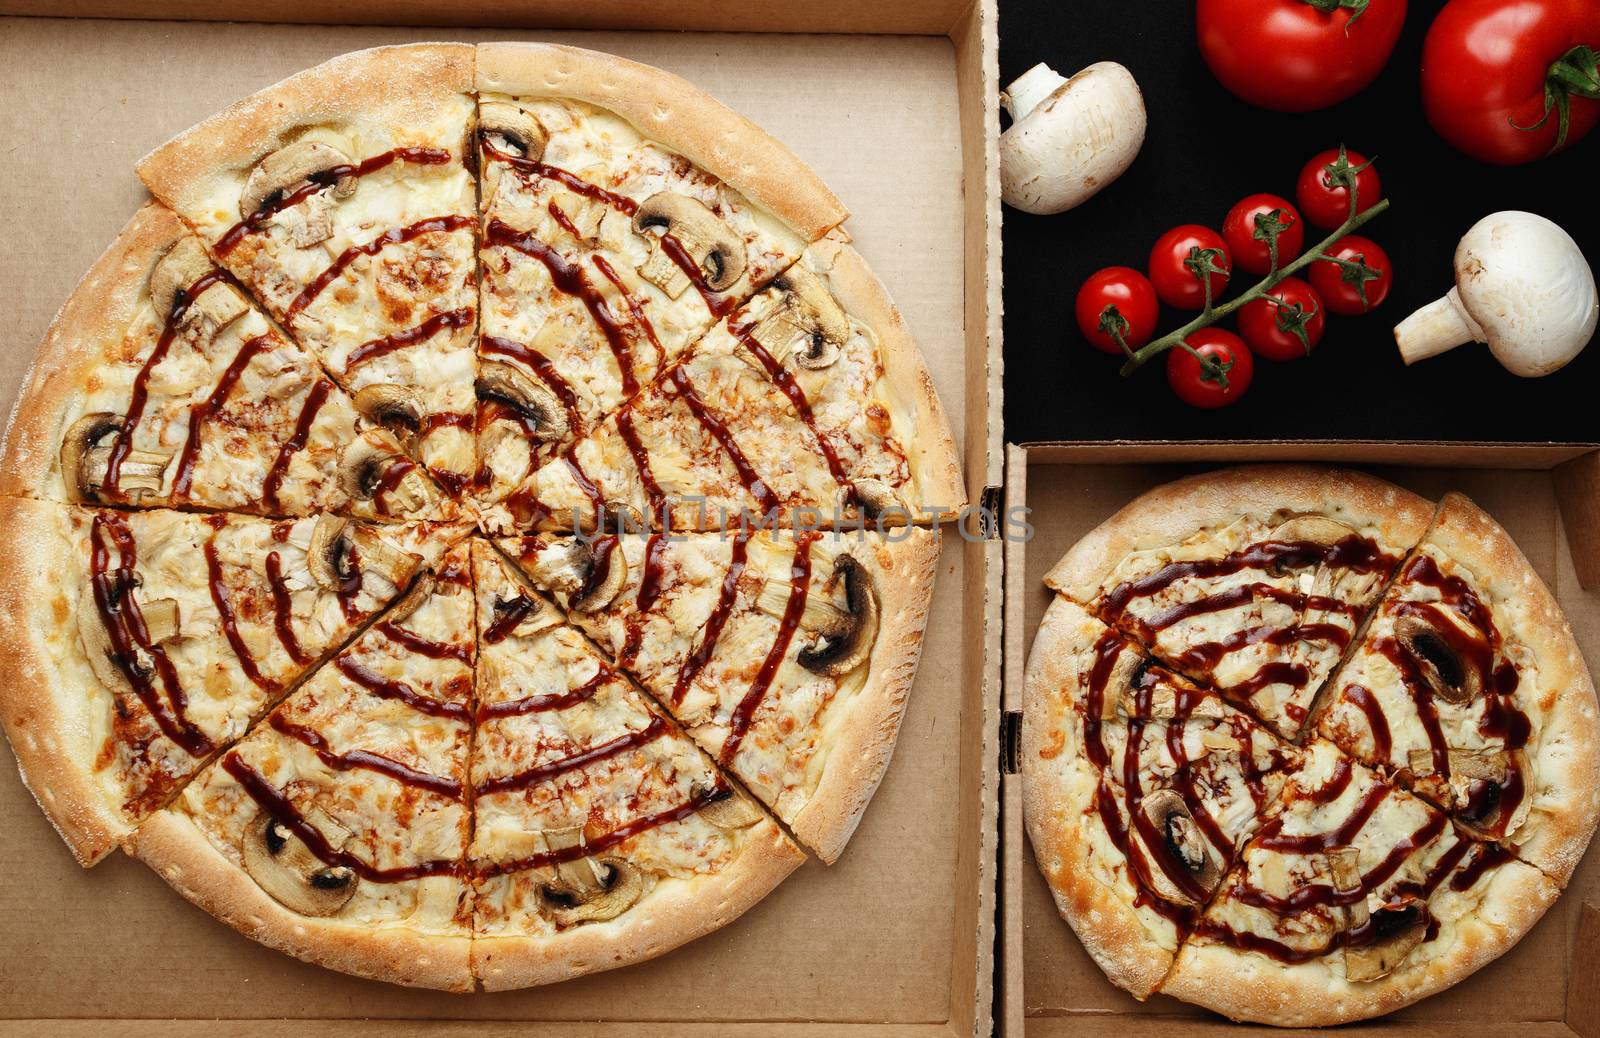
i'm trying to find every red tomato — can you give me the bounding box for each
[1149,225,1232,311]
[1309,235,1394,315]
[1196,0,1408,112]
[1075,267,1161,355]
[1222,194,1306,277]
[1237,277,1327,361]
[1167,328,1255,408]
[1422,0,1600,165]
[1295,148,1383,230]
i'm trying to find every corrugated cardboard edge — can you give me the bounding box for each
[948,1,1001,1035]
[999,440,1600,1036]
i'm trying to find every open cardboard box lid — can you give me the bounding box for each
[0,2,1005,1032]
[1000,440,1600,1036]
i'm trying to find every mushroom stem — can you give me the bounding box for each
[1394,289,1482,365]
[1001,63,1070,121]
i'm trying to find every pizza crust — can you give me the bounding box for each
[1424,492,1600,885]
[0,204,183,502]
[472,818,802,991]
[1021,595,1180,998]
[1044,464,1436,604]
[136,43,474,220]
[802,233,967,522]
[785,528,943,863]
[127,810,475,992]
[1160,855,1558,1026]
[0,497,124,865]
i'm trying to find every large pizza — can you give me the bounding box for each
[0,42,963,992]
[1022,465,1600,1026]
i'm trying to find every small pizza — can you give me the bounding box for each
[1315,492,1600,882]
[473,42,840,501]
[498,526,940,862]
[468,542,802,989]
[487,235,964,533]
[1023,466,1599,1025]
[0,204,446,520]
[137,44,481,494]
[1046,466,1434,738]
[0,43,960,991]
[129,541,477,990]
[0,499,461,863]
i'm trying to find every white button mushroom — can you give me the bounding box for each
[1394,211,1597,377]
[1000,62,1146,216]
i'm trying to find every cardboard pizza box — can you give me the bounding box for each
[1001,441,1600,1037]
[0,3,1004,1034]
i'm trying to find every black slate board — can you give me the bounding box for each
[999,0,1599,444]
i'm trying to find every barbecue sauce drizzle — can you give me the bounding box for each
[203,525,278,692]
[670,531,750,707]
[485,219,640,397]
[731,322,854,493]
[104,270,232,496]
[172,334,274,498]
[476,716,668,796]
[89,514,212,756]
[286,215,474,320]
[262,378,332,512]
[720,534,813,764]
[345,307,474,370]
[265,551,312,666]
[668,364,780,517]
[269,713,463,799]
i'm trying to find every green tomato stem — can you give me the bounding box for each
[1119,196,1390,377]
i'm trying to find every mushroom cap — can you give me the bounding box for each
[476,360,571,444]
[1454,211,1598,376]
[632,192,747,291]
[796,554,880,678]
[239,139,354,219]
[478,99,548,161]
[241,812,357,917]
[999,62,1146,216]
[1392,611,1483,705]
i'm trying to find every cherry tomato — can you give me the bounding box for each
[1422,0,1600,165]
[1222,194,1306,277]
[1167,328,1254,409]
[1309,235,1393,315]
[1295,147,1383,230]
[1196,0,1408,112]
[1149,225,1232,311]
[1075,267,1161,355]
[1237,277,1327,361]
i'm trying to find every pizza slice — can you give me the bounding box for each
[136,44,480,495]
[1021,596,1306,998]
[0,203,448,520]
[483,236,964,534]
[471,42,847,502]
[1314,492,1600,882]
[498,526,940,862]
[1046,466,1435,739]
[468,541,802,989]
[127,539,476,991]
[1161,739,1558,1026]
[0,498,465,864]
